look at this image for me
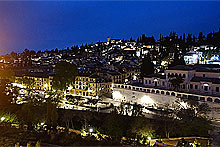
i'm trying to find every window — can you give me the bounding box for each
[207,98,212,102]
[149,80,151,84]
[204,86,208,91]
[183,74,186,78]
[145,80,147,84]
[162,81,165,86]
[177,94,181,98]
[216,87,219,92]
[200,97,205,101]
[215,99,220,103]
[182,84,185,89]
[203,74,206,77]
[195,85,198,89]
[190,84,193,89]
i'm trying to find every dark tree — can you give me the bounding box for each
[169,53,185,67]
[140,53,154,78]
[198,32,205,45]
[53,62,78,91]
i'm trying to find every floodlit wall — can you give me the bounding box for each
[113,84,220,120]
[113,88,177,107]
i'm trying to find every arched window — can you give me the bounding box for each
[177,94,181,98]
[214,99,220,103]
[200,97,205,101]
[207,97,213,102]
[161,91,165,94]
[166,92,170,95]
[171,92,175,96]
[156,90,159,94]
[183,74,186,78]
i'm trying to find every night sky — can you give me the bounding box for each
[0,1,220,54]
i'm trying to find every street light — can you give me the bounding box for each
[89,128,93,133]
[147,136,151,140]
[1,117,5,121]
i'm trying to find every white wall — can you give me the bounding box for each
[113,86,220,120]
[113,88,177,107]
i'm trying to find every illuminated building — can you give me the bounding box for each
[66,73,113,98]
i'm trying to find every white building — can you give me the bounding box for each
[113,83,220,120]
[184,50,203,65]
[143,65,220,98]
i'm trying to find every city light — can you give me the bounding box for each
[147,136,152,140]
[180,101,188,109]
[112,91,122,100]
[67,86,73,90]
[1,117,5,121]
[141,95,154,105]
[89,128,93,133]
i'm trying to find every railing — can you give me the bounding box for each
[113,84,220,104]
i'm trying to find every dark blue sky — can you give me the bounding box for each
[0,1,220,54]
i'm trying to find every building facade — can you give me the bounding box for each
[143,65,220,97]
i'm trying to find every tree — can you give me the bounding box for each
[131,117,155,140]
[206,49,212,60]
[53,62,77,91]
[61,110,74,134]
[105,113,123,140]
[169,53,185,67]
[168,74,184,91]
[0,69,15,82]
[46,99,58,132]
[140,53,154,78]
[131,103,143,117]
[198,32,205,45]
[19,103,36,130]
[0,84,12,107]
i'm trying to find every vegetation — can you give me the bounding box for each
[140,53,154,78]
[168,74,184,91]
[53,61,77,91]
